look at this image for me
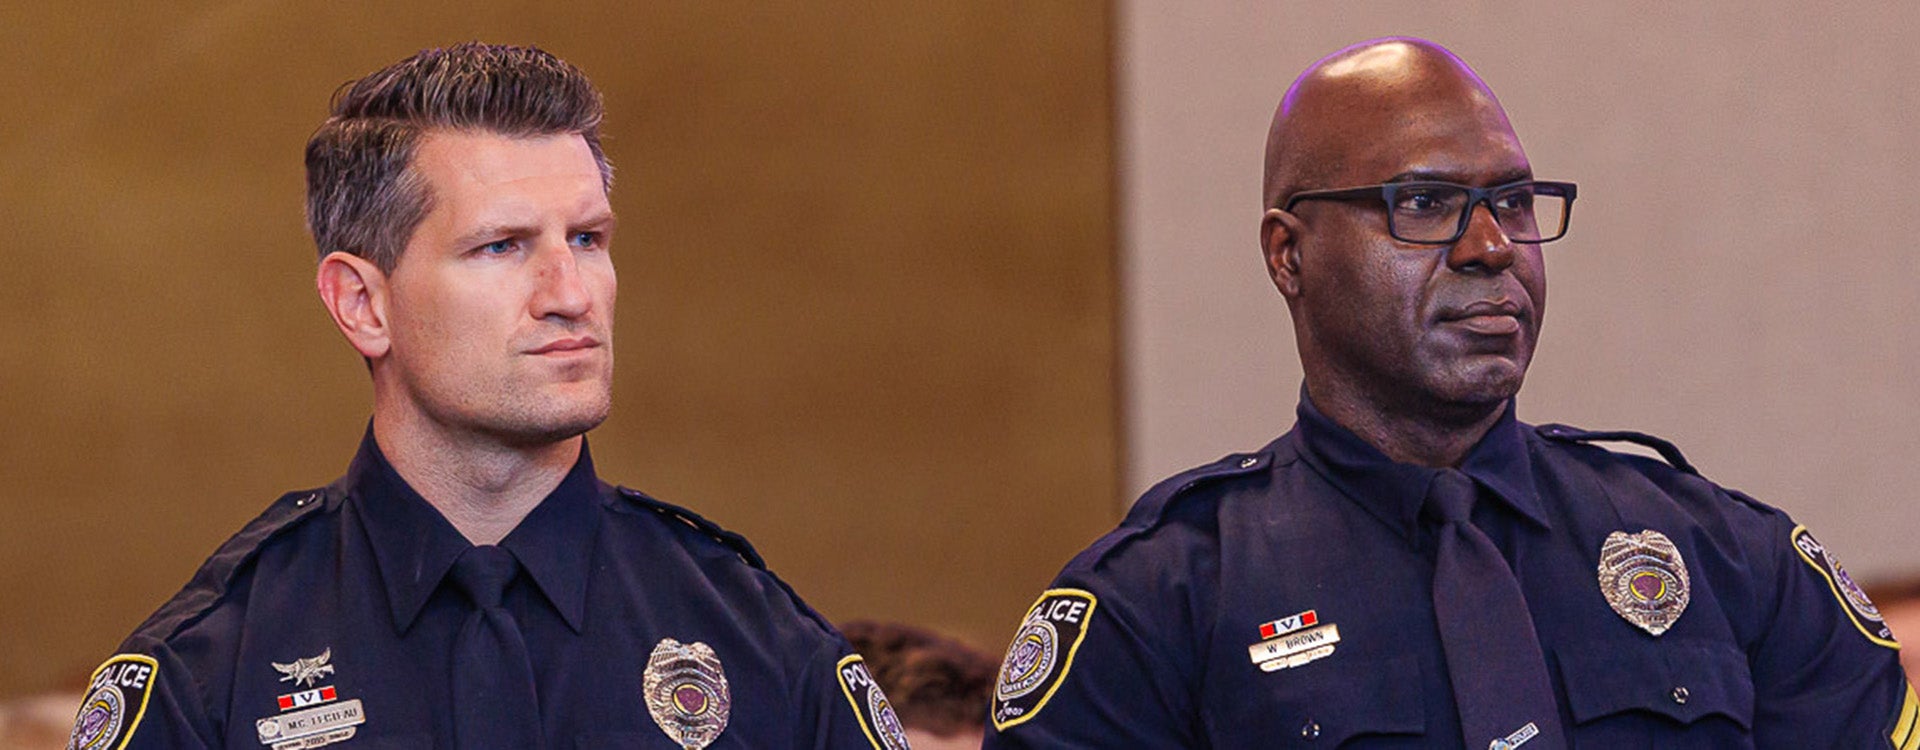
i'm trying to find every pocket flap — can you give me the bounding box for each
[1556,641,1753,730]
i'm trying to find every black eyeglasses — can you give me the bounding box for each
[1281,179,1578,245]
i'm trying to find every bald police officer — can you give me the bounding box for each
[66,43,907,750]
[984,37,1912,749]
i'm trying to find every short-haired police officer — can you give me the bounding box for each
[67,43,908,750]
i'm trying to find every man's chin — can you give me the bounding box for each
[484,399,612,448]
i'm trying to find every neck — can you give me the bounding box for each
[1304,375,1505,468]
[371,409,581,546]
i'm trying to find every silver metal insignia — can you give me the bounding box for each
[643,638,731,750]
[1598,530,1690,636]
[271,648,335,688]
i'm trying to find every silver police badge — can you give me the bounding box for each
[1598,529,1689,636]
[643,638,731,750]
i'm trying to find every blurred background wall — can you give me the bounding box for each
[4,0,1918,721]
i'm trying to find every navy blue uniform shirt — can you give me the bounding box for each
[69,431,909,750]
[984,396,1914,749]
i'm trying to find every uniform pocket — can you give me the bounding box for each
[1556,640,1753,730]
[1216,653,1427,746]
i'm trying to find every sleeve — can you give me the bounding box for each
[981,577,1201,748]
[797,636,913,750]
[66,641,216,750]
[1745,512,1913,749]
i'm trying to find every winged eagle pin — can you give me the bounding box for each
[272,648,336,687]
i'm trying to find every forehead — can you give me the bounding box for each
[411,130,608,219]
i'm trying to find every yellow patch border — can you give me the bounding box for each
[834,654,890,750]
[1790,525,1900,650]
[1893,682,1918,750]
[73,653,159,750]
[991,587,1099,732]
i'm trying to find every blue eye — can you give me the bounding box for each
[479,239,516,255]
[569,231,601,249]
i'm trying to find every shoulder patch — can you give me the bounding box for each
[1790,525,1899,649]
[68,654,158,750]
[835,655,910,750]
[991,588,1098,731]
[1536,424,1698,474]
[1892,682,1918,750]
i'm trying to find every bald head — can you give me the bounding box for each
[1262,38,1518,210]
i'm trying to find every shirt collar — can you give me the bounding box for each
[349,427,602,634]
[1290,390,1548,540]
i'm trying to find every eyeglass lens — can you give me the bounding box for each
[1391,184,1568,243]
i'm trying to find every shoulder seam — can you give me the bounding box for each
[1535,423,1699,475]
[130,487,333,644]
[614,487,840,638]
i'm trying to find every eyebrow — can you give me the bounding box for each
[450,210,618,250]
[1384,168,1535,186]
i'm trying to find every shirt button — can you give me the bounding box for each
[1239,457,1259,469]
[1671,686,1690,704]
[1300,720,1320,740]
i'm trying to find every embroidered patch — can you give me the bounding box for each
[256,647,365,749]
[1891,682,1917,750]
[68,654,158,750]
[643,639,732,750]
[1597,529,1690,636]
[1791,525,1899,649]
[992,588,1097,731]
[835,655,910,750]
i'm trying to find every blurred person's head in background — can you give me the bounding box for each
[842,620,997,749]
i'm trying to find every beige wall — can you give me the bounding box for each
[1119,3,1920,578]
[0,3,1117,697]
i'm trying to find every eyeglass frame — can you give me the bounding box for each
[1279,179,1578,245]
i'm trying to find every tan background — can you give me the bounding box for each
[1120,3,1920,579]
[0,3,1117,698]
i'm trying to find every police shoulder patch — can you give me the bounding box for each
[1790,525,1899,649]
[835,654,910,750]
[991,588,1097,731]
[68,654,159,750]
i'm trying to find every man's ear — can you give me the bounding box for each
[1261,208,1304,299]
[316,251,392,359]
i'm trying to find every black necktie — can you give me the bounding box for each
[1425,470,1564,749]
[449,545,544,750]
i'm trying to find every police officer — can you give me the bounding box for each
[66,43,908,750]
[984,37,1913,749]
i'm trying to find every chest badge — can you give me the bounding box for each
[255,647,366,749]
[1247,609,1340,672]
[1598,529,1690,636]
[643,638,731,750]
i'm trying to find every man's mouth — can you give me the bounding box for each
[526,336,601,355]
[1438,301,1523,335]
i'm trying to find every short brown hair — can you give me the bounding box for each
[304,42,612,272]
[840,620,998,737]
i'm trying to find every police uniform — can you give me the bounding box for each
[68,432,910,750]
[984,396,1915,749]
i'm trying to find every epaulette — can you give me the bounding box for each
[1121,448,1275,530]
[614,487,846,638]
[1535,423,1698,475]
[133,486,335,641]
[616,487,767,569]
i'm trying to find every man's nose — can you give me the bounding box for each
[1446,201,1516,273]
[530,239,593,319]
